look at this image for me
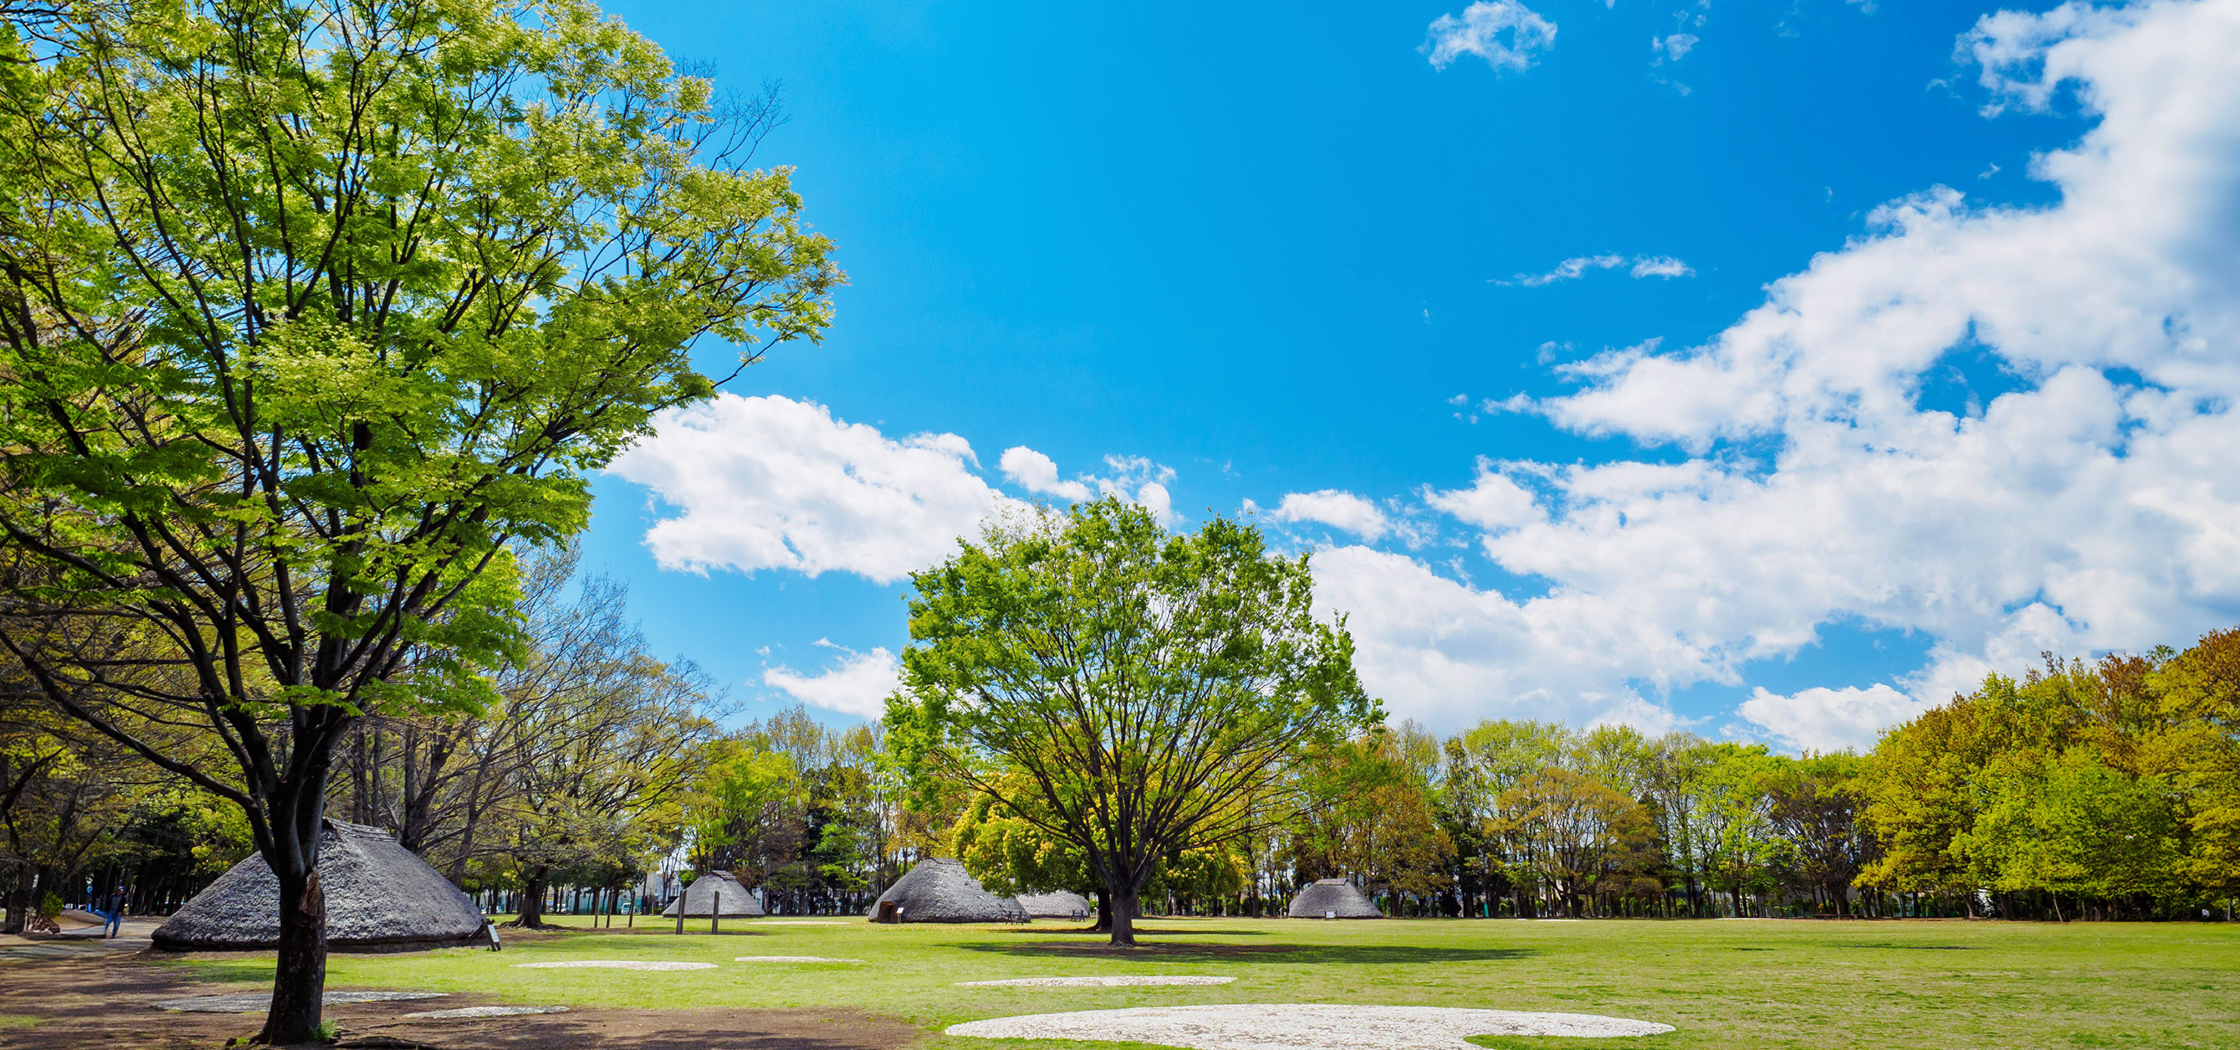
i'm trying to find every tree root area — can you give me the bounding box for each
[0,955,920,1050]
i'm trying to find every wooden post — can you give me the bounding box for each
[711,888,721,935]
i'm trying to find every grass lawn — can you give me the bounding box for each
[159,915,2239,1050]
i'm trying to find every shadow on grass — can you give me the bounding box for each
[1834,943,1977,950]
[989,926,1270,937]
[1469,1035,1674,1049]
[954,941,1539,964]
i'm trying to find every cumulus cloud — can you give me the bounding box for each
[1271,490,1390,540]
[1424,1,1558,73]
[998,446,1179,520]
[608,394,1027,583]
[763,645,900,719]
[1739,685,1934,753]
[611,395,1178,589]
[1000,446,1095,502]
[1321,0,2240,746]
[1310,546,1685,731]
[1422,462,1543,531]
[1501,254,1695,286]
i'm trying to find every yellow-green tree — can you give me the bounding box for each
[2146,629,2240,904]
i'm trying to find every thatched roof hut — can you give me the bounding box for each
[661,870,764,917]
[152,820,488,951]
[1014,889,1092,920]
[867,858,1028,923]
[1287,878,1384,918]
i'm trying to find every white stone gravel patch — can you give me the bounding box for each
[735,955,862,963]
[403,1006,572,1019]
[512,960,716,971]
[960,976,1235,988]
[945,1003,1673,1048]
[750,920,850,925]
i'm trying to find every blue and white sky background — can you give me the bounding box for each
[578,0,2240,751]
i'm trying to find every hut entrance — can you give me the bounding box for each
[875,901,902,924]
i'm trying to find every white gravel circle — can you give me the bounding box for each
[945,1003,1674,1048]
[735,955,863,963]
[512,960,716,971]
[960,976,1236,988]
[403,1006,572,1018]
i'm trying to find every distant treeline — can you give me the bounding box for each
[10,612,2235,928]
[1237,629,2238,923]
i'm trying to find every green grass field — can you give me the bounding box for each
[163,916,2240,1050]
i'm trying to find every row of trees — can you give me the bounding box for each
[1145,636,2235,925]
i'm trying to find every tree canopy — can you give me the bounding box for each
[0,0,835,1038]
[887,498,1378,944]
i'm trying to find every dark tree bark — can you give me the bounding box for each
[1109,886,1139,946]
[510,866,553,929]
[266,867,327,1043]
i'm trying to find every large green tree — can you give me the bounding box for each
[0,0,835,1038]
[888,499,1377,944]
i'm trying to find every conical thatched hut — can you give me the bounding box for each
[152,820,488,951]
[661,870,764,917]
[1014,889,1092,920]
[1287,878,1384,918]
[867,858,1028,923]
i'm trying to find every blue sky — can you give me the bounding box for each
[580,0,2240,750]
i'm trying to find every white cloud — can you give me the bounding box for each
[1309,546,1684,732]
[608,393,1025,583]
[1511,254,1625,286]
[1424,1,1558,73]
[1654,33,1699,62]
[1096,455,1181,525]
[1323,0,2240,747]
[1271,490,1390,540]
[1422,462,1542,531]
[1629,255,1695,278]
[1740,685,1933,753]
[1000,446,1095,502]
[1502,254,1695,286]
[764,645,900,719]
[999,447,1179,521]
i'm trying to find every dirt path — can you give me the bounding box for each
[0,953,920,1050]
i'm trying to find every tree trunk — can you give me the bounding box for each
[1093,889,1112,932]
[511,867,552,928]
[1109,886,1138,946]
[2,865,31,935]
[258,867,328,1044]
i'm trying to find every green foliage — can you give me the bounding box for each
[950,781,1090,897]
[889,498,1377,939]
[0,1,833,1035]
[1860,639,2240,915]
[0,0,837,820]
[674,706,917,912]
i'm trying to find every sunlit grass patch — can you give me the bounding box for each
[155,916,2240,1050]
